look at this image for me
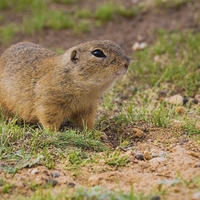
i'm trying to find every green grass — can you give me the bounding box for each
[0,0,47,11]
[116,5,142,18]
[131,30,200,96]
[0,117,105,173]
[0,24,18,45]
[95,2,116,25]
[52,0,77,4]
[6,186,148,200]
[154,0,192,9]
[94,2,142,25]
[22,12,47,35]
[0,0,142,44]
[73,20,91,35]
[105,150,129,167]
[0,0,9,10]
[0,0,144,45]
[71,186,148,200]
[75,9,92,19]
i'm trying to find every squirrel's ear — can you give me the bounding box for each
[70,50,79,63]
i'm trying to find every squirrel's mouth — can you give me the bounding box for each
[115,67,128,76]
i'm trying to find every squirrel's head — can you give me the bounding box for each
[62,40,130,91]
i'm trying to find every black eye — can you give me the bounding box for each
[91,49,106,58]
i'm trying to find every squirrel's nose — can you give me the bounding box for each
[124,57,130,70]
[124,62,129,70]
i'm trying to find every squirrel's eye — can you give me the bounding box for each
[91,49,106,58]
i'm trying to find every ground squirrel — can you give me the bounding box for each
[0,40,130,131]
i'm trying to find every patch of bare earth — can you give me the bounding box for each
[0,0,200,199]
[1,126,200,199]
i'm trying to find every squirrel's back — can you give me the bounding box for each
[0,42,58,71]
[0,42,59,122]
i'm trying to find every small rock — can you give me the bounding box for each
[132,128,144,138]
[183,97,190,105]
[167,94,183,105]
[150,195,161,200]
[88,175,100,186]
[51,171,60,178]
[169,94,183,105]
[137,35,144,42]
[132,0,138,4]
[188,151,200,158]
[194,94,200,102]
[67,182,76,188]
[30,168,39,175]
[46,179,58,187]
[195,122,200,130]
[173,188,181,193]
[175,106,186,114]
[132,42,140,51]
[158,178,180,186]
[149,157,166,163]
[124,150,134,157]
[195,163,200,168]
[159,151,167,157]
[140,42,147,49]
[144,151,152,160]
[132,42,147,51]
[154,55,160,63]
[134,152,144,160]
[179,139,189,145]
[99,159,105,165]
[152,153,158,158]
[192,99,198,104]
[192,191,200,200]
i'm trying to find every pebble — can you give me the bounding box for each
[192,98,198,104]
[134,152,144,160]
[132,42,147,51]
[46,179,58,187]
[194,94,200,102]
[30,168,39,175]
[195,122,200,130]
[159,151,167,157]
[150,195,161,200]
[144,151,152,160]
[67,182,76,188]
[149,157,166,164]
[194,163,200,168]
[88,175,100,186]
[124,150,134,157]
[51,171,60,178]
[132,0,139,4]
[167,94,183,105]
[179,139,189,145]
[99,159,105,165]
[175,106,186,114]
[140,42,147,49]
[183,97,190,105]
[192,191,200,200]
[132,128,144,138]
[188,151,200,158]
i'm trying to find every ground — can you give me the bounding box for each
[0,0,200,200]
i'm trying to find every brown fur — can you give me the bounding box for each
[0,40,130,131]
